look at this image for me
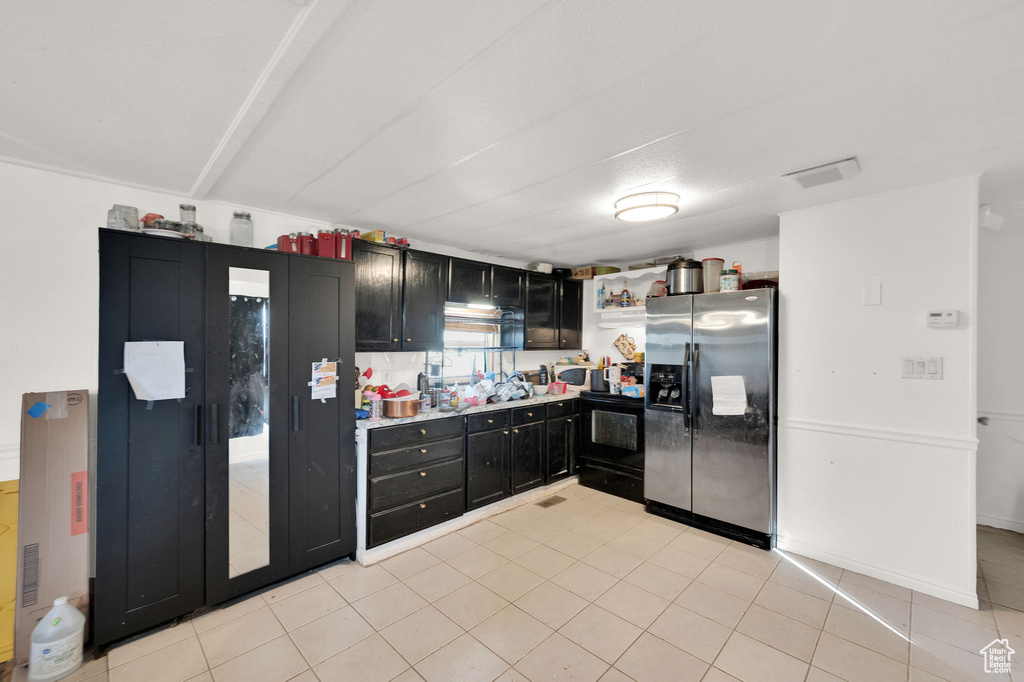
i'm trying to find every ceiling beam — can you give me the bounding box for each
[189,0,356,199]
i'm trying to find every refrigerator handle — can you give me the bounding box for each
[692,343,700,436]
[683,343,691,433]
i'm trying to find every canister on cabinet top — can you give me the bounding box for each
[296,231,316,255]
[719,269,741,292]
[276,233,298,253]
[334,228,353,260]
[317,229,337,258]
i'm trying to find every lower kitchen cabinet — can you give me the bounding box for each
[545,415,575,483]
[467,427,510,510]
[511,420,545,494]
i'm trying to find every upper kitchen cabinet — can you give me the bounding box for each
[402,250,447,351]
[447,258,490,304]
[491,265,524,307]
[353,241,403,352]
[559,279,583,350]
[524,273,559,350]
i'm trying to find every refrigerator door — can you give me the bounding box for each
[692,289,775,534]
[644,295,692,511]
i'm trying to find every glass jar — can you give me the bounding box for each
[193,224,213,242]
[230,211,254,247]
[179,204,197,224]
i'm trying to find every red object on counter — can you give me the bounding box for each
[276,233,298,253]
[317,229,337,258]
[296,231,316,255]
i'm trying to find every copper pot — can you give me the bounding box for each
[383,398,420,418]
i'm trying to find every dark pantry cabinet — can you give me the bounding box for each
[96,229,356,646]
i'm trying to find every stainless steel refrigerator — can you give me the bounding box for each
[644,289,777,548]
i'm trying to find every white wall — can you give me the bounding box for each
[976,226,1024,532]
[778,178,979,607]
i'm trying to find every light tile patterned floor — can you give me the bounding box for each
[15,484,1024,682]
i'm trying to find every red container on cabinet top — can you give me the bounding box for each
[276,233,298,253]
[296,232,316,255]
[317,230,336,258]
[335,231,353,260]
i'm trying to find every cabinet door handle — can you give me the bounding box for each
[194,405,203,446]
[527,340,533,343]
[419,503,426,509]
[504,431,509,435]
[292,395,300,432]
[567,419,573,423]
[562,339,566,343]
[420,471,426,477]
[513,429,519,434]
[406,338,412,342]
[420,428,427,435]
[420,448,427,453]
[393,338,399,342]
[209,404,219,445]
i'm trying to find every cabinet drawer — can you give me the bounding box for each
[511,406,544,425]
[369,457,464,513]
[368,416,465,452]
[368,488,465,548]
[369,437,464,477]
[467,410,509,434]
[545,399,577,419]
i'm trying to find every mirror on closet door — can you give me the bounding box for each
[227,267,271,578]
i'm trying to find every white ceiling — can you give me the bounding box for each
[3,0,1023,264]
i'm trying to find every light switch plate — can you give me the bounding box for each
[901,356,943,379]
[862,283,882,306]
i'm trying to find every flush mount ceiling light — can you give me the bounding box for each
[614,192,680,222]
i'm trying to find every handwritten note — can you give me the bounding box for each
[710,375,747,416]
[124,341,186,400]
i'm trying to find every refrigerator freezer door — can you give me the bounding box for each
[692,290,774,534]
[644,295,693,511]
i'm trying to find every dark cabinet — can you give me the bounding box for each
[511,420,545,494]
[97,230,357,646]
[559,279,583,350]
[353,241,403,352]
[545,415,576,483]
[402,250,447,351]
[525,273,559,350]
[287,256,357,574]
[491,266,524,307]
[96,231,206,647]
[467,425,510,510]
[448,258,491,304]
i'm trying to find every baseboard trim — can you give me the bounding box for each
[782,418,978,451]
[978,409,1024,423]
[977,514,1024,535]
[776,535,978,609]
[358,477,580,566]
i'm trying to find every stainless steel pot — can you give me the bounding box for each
[666,258,704,295]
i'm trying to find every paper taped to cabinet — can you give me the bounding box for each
[123,341,186,400]
[710,375,747,416]
[311,361,337,400]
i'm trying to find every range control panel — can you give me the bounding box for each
[901,356,943,380]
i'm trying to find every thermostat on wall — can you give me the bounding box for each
[926,310,959,328]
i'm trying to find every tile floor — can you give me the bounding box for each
[16,484,1024,682]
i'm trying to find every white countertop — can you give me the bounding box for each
[356,391,581,430]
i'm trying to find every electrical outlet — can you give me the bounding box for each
[901,357,943,380]
[380,370,397,386]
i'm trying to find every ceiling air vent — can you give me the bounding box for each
[782,157,861,189]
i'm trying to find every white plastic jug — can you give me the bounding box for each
[28,596,85,681]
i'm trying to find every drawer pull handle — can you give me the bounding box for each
[528,412,533,417]
[420,471,426,477]
[407,338,412,342]
[393,338,399,342]
[513,429,519,434]
[420,428,427,435]
[487,419,494,424]
[504,431,509,435]
[420,503,426,509]
[420,448,427,453]
[558,402,563,406]
[567,419,573,423]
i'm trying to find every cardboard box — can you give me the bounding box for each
[14,391,89,665]
[570,266,594,279]
[359,230,386,243]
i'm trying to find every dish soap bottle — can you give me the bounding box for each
[29,596,85,681]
